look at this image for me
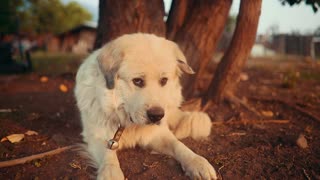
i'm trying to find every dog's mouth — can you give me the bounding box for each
[146,120,161,125]
[116,104,135,125]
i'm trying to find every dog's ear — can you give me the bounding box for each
[97,43,124,89]
[173,44,195,74]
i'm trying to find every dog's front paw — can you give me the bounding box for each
[182,155,217,180]
[98,164,125,180]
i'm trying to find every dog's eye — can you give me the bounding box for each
[132,78,145,87]
[160,77,168,86]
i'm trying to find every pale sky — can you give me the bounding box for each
[230,0,320,34]
[63,0,320,35]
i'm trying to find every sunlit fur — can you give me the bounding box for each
[74,33,217,180]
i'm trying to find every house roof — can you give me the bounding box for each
[313,37,320,42]
[59,21,97,37]
[81,21,97,29]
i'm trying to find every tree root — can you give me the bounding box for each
[225,93,261,116]
[0,145,74,168]
[201,91,261,115]
[249,96,320,123]
[181,98,202,111]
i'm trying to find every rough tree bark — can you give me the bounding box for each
[202,0,262,106]
[167,0,232,99]
[166,0,194,40]
[94,0,165,49]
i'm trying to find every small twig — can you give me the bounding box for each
[227,132,247,136]
[302,168,311,180]
[290,104,320,123]
[212,119,290,125]
[218,165,225,180]
[201,100,213,112]
[142,161,159,168]
[0,109,15,113]
[0,145,74,168]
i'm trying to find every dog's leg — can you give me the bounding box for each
[143,127,217,180]
[84,134,124,180]
[167,109,212,140]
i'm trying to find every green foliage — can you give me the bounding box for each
[280,0,320,12]
[300,71,320,81]
[1,0,92,35]
[62,2,93,33]
[30,51,85,74]
[282,69,300,88]
[282,68,320,88]
[0,0,24,33]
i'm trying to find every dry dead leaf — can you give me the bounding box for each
[59,84,68,93]
[261,110,274,117]
[296,134,308,149]
[34,161,41,167]
[40,76,49,83]
[5,134,25,143]
[1,137,8,142]
[25,130,38,136]
[240,73,249,81]
[69,160,82,169]
[305,125,312,134]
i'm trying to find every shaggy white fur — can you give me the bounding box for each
[74,33,217,180]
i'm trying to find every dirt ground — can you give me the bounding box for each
[0,57,320,179]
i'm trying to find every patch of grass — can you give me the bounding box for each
[282,69,299,88]
[281,68,320,88]
[300,71,320,81]
[29,51,86,75]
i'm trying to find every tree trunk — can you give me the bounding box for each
[202,0,262,106]
[94,0,165,49]
[167,0,232,99]
[166,0,194,40]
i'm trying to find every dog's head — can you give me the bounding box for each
[98,33,194,126]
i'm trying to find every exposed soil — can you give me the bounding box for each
[0,59,320,180]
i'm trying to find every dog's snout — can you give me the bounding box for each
[147,107,164,123]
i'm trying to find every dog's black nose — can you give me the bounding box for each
[147,107,164,123]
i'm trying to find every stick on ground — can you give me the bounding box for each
[212,119,290,125]
[0,145,74,168]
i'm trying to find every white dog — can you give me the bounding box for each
[74,33,217,180]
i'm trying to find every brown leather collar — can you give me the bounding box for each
[107,124,125,150]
